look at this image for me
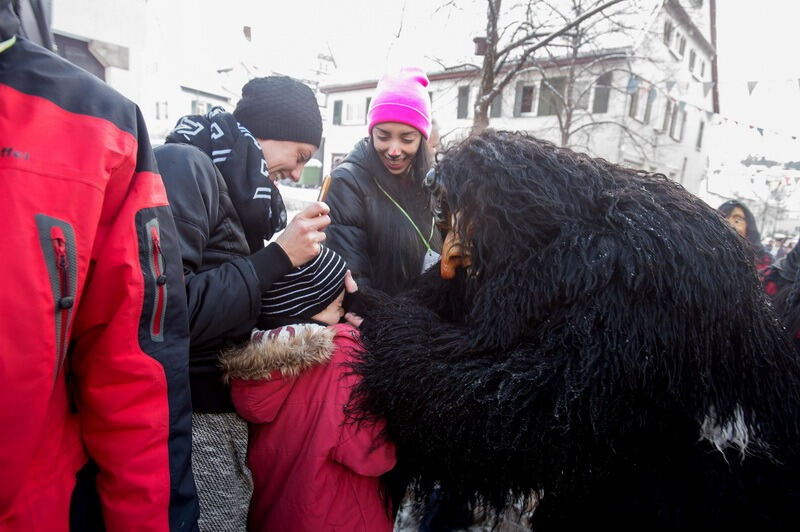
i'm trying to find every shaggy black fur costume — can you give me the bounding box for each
[347,130,800,529]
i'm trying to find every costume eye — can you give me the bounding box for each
[422,166,436,194]
[425,167,451,234]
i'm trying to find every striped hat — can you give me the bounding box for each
[261,246,347,319]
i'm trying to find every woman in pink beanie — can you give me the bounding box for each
[325,67,442,296]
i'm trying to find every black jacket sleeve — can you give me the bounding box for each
[154,144,290,348]
[325,165,375,289]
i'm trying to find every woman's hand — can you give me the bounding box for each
[343,270,364,327]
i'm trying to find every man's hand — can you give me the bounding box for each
[276,202,330,266]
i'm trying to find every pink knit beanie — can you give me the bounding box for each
[368,67,432,139]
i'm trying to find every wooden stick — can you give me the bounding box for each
[317,174,332,202]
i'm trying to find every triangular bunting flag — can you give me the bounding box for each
[627,77,640,94]
[705,110,714,121]
[702,82,713,97]
[757,128,764,136]
[665,80,676,92]
[747,81,758,95]
[795,177,800,185]
[677,101,686,111]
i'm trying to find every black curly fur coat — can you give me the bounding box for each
[346,131,800,529]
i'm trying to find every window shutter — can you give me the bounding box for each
[457,86,470,119]
[513,81,523,117]
[332,100,342,125]
[490,92,502,118]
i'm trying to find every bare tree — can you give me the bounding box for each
[472,0,626,131]
[470,0,672,160]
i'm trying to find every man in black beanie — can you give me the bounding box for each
[154,75,328,531]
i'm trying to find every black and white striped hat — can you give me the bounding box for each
[261,246,347,319]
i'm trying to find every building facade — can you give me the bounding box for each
[320,0,716,196]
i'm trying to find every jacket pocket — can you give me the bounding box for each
[144,217,167,342]
[35,214,78,382]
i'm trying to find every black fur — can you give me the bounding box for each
[348,130,800,529]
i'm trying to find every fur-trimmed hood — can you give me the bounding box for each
[222,323,336,382]
[222,323,337,424]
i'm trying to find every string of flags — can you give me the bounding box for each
[626,75,800,141]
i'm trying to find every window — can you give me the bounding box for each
[490,92,502,118]
[155,101,169,120]
[696,120,705,149]
[537,77,566,116]
[513,83,535,116]
[574,80,591,110]
[344,100,366,124]
[688,49,696,72]
[332,100,342,125]
[592,72,612,114]
[700,60,706,78]
[191,100,212,115]
[628,81,654,124]
[331,153,347,171]
[663,20,673,46]
[669,106,686,141]
[457,86,470,119]
[670,31,687,59]
[520,86,535,113]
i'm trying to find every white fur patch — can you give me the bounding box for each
[699,405,750,457]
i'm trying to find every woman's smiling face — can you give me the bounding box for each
[371,122,422,176]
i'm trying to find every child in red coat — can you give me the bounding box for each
[222,246,395,531]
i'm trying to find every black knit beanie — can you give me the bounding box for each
[233,76,323,147]
[260,246,347,320]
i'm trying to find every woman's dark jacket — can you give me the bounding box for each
[154,109,292,413]
[325,138,441,296]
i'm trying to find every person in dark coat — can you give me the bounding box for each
[154,76,327,531]
[325,67,441,296]
[718,199,773,281]
[764,242,800,353]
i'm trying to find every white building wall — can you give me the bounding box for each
[323,87,374,171]
[320,2,716,195]
[51,0,236,146]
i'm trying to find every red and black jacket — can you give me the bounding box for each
[0,36,197,530]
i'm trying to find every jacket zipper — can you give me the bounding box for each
[51,226,74,369]
[150,225,167,339]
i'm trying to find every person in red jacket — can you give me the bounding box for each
[0,1,197,530]
[222,247,396,531]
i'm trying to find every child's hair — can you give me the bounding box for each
[260,246,347,320]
